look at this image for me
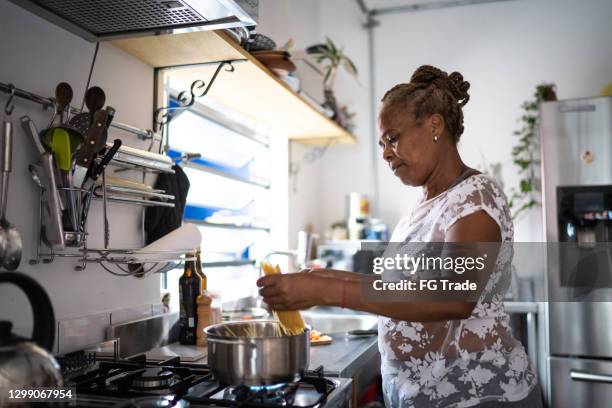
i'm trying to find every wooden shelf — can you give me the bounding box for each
[111,31,357,146]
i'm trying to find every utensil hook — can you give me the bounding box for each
[4,84,15,116]
[46,99,58,129]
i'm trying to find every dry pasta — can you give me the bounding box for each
[260,262,306,336]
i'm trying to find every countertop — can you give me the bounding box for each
[151,332,380,380]
[309,332,379,378]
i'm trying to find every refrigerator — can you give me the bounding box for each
[540,96,612,407]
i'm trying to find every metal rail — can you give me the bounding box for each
[370,0,516,16]
[0,81,161,141]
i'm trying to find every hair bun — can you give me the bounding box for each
[448,71,470,107]
[409,65,446,85]
[410,65,470,107]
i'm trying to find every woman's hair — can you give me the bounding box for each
[381,65,470,142]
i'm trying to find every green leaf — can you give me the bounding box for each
[520,179,532,193]
[317,48,336,62]
[341,57,359,77]
[325,37,338,56]
[512,146,527,155]
[513,159,531,169]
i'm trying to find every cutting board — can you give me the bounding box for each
[145,343,207,362]
[311,335,333,346]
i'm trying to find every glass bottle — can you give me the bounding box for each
[179,253,200,345]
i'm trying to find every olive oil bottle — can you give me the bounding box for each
[179,253,201,345]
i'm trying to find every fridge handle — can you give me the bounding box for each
[570,370,612,384]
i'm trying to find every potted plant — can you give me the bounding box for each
[306,37,358,131]
[508,83,557,219]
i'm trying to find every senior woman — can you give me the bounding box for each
[257,65,541,407]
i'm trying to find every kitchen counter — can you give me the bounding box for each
[146,332,381,380]
[309,332,379,378]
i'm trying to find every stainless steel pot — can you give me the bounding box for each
[205,320,309,385]
[222,307,269,321]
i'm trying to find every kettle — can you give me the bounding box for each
[0,272,62,388]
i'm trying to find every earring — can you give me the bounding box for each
[433,135,439,143]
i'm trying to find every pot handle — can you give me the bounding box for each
[0,272,55,351]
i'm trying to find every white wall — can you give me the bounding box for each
[0,2,161,340]
[260,0,612,243]
[258,0,328,248]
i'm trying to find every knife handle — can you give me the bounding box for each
[92,139,122,181]
[75,110,107,168]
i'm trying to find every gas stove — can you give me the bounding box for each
[61,353,352,408]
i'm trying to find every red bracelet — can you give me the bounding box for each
[341,278,347,309]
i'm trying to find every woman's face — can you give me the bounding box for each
[378,105,439,186]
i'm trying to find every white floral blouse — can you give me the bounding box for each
[378,174,537,407]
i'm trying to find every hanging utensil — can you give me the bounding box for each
[102,171,109,248]
[0,116,22,270]
[77,139,122,242]
[73,109,108,188]
[85,87,106,123]
[85,139,122,190]
[68,86,106,136]
[21,116,65,250]
[44,83,84,155]
[55,82,73,125]
[49,127,79,232]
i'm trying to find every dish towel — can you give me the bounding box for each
[144,164,190,245]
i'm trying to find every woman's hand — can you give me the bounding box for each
[256,271,337,311]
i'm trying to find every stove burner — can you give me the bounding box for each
[132,368,179,390]
[249,383,286,393]
[67,357,343,407]
[115,396,189,408]
[226,383,299,405]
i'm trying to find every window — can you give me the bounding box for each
[159,75,289,312]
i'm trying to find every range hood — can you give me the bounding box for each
[9,0,258,41]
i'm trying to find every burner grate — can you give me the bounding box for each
[66,357,335,408]
[184,368,336,408]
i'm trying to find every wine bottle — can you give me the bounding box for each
[179,254,201,345]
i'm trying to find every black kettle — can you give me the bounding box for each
[0,272,63,388]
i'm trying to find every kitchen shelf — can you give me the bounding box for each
[185,219,270,232]
[202,259,256,268]
[92,195,175,208]
[111,31,357,146]
[182,160,270,189]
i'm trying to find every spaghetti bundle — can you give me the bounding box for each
[260,262,306,336]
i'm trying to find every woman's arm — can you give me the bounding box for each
[258,210,501,322]
[306,268,371,282]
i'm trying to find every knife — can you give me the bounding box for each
[83,138,122,191]
[79,139,122,236]
[73,109,108,188]
[21,116,65,249]
[98,106,115,152]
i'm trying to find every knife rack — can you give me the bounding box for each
[29,175,189,277]
[2,80,188,275]
[31,193,191,275]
